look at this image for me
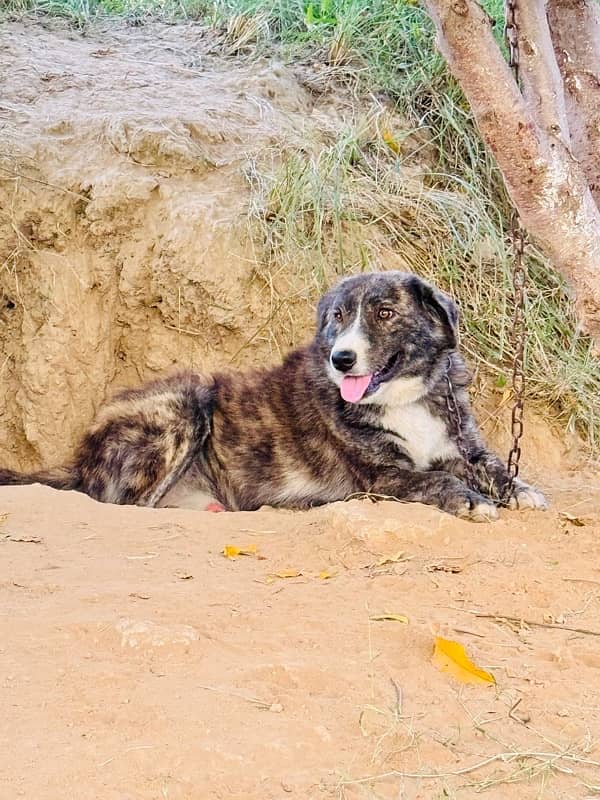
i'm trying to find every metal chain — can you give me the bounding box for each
[503,0,528,502]
[444,355,477,490]
[504,216,527,497]
[504,0,520,85]
[443,2,528,504]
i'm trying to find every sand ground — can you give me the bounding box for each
[2,473,599,799]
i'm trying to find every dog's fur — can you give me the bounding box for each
[0,271,547,520]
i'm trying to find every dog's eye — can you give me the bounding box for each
[378,308,394,320]
[333,308,343,322]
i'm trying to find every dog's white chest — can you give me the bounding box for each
[380,402,458,470]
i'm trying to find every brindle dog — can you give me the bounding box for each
[0,271,547,520]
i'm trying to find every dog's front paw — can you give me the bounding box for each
[508,482,548,511]
[455,492,499,523]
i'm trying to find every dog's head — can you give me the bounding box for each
[315,271,458,405]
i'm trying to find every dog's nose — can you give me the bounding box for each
[331,349,357,373]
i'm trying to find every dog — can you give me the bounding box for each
[0,271,547,520]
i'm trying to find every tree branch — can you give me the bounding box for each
[515,0,570,144]
[424,0,600,349]
[547,0,600,207]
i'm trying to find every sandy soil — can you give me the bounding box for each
[2,474,600,799]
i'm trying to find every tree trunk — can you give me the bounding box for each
[547,0,600,208]
[424,0,600,349]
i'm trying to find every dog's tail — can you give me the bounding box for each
[0,466,78,491]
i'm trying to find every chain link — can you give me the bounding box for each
[503,0,528,503]
[504,214,527,499]
[504,0,520,84]
[444,355,477,490]
[444,2,528,504]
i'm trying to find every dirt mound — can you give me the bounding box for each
[0,18,344,469]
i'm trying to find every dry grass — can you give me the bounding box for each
[244,112,600,449]
[343,634,600,798]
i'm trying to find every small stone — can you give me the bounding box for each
[269,702,284,713]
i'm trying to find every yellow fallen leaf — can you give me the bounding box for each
[318,570,336,580]
[559,512,588,527]
[370,614,409,623]
[382,129,401,155]
[432,637,496,685]
[222,544,258,560]
[270,569,303,579]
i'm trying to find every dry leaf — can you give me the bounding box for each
[426,562,463,574]
[269,569,303,579]
[223,544,258,560]
[559,512,588,527]
[370,614,409,624]
[377,550,411,567]
[265,569,304,584]
[0,513,8,526]
[318,570,336,580]
[363,551,413,571]
[382,129,401,155]
[432,637,495,685]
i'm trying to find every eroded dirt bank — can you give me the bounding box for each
[1,17,357,469]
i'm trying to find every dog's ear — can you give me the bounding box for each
[407,275,459,347]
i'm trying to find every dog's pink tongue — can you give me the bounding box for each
[340,374,372,403]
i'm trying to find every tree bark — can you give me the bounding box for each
[424,0,600,349]
[516,0,570,143]
[547,0,600,207]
